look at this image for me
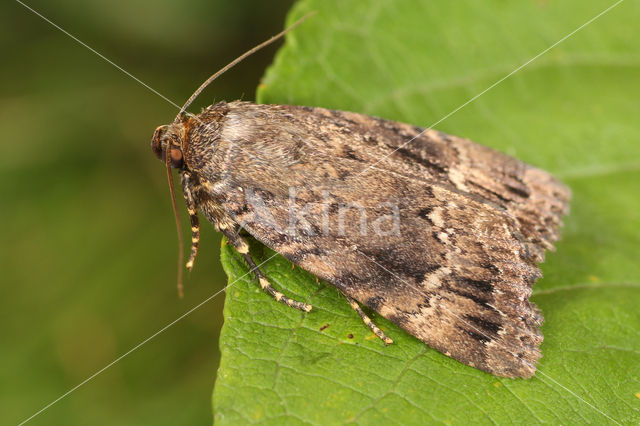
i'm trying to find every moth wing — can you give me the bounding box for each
[197,102,569,377]
[216,170,544,378]
[279,105,571,259]
[358,115,571,257]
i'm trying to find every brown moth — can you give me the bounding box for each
[151,17,570,378]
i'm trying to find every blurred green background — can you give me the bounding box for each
[1,1,294,424]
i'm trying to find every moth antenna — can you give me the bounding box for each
[174,11,316,122]
[166,144,185,298]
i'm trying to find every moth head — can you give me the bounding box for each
[151,123,184,169]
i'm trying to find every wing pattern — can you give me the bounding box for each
[189,102,570,377]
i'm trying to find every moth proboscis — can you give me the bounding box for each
[151,14,570,378]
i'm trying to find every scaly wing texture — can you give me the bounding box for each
[195,102,570,377]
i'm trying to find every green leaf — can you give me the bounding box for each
[213,0,640,423]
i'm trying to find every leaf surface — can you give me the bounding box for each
[213,0,640,423]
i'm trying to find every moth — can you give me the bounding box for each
[151,17,570,378]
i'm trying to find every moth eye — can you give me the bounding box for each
[169,147,184,169]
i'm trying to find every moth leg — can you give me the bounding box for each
[221,229,312,313]
[345,295,393,345]
[180,171,200,271]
